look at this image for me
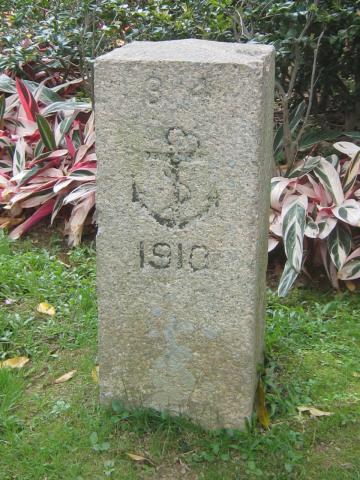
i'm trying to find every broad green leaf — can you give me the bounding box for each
[314,157,344,206]
[344,132,360,141]
[333,199,360,227]
[36,114,56,150]
[298,130,342,151]
[327,224,351,270]
[278,260,299,297]
[282,195,307,272]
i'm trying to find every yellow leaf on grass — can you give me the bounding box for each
[126,453,147,462]
[352,372,360,378]
[125,453,154,466]
[256,378,270,429]
[0,356,29,369]
[345,281,356,292]
[37,302,56,316]
[91,365,99,383]
[54,370,76,384]
[297,406,333,417]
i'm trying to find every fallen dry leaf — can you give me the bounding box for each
[126,453,154,466]
[345,280,356,292]
[37,302,56,316]
[0,216,24,228]
[297,406,333,417]
[0,356,29,369]
[91,365,99,383]
[256,378,270,429]
[54,370,76,384]
[126,453,147,462]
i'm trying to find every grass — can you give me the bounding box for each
[0,232,359,480]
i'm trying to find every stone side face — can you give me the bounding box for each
[95,39,274,429]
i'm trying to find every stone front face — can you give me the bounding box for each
[95,39,274,429]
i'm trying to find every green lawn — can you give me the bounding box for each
[0,232,359,480]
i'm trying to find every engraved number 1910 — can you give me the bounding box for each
[139,241,209,271]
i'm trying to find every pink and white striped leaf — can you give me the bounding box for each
[314,157,344,206]
[337,247,360,280]
[63,183,96,204]
[319,240,339,289]
[21,190,55,208]
[268,236,279,252]
[333,141,360,158]
[53,178,74,193]
[287,155,320,179]
[327,224,351,270]
[12,137,26,177]
[305,218,319,238]
[342,151,360,197]
[9,117,38,137]
[317,216,337,239]
[84,112,94,143]
[65,192,95,247]
[333,199,360,227]
[9,199,56,240]
[278,260,300,297]
[51,194,66,224]
[281,194,308,272]
[270,177,292,210]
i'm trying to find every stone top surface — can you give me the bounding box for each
[96,39,274,65]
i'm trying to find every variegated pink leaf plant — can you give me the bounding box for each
[270,141,360,296]
[0,75,95,246]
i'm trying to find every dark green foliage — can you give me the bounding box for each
[2,0,359,129]
[238,1,360,129]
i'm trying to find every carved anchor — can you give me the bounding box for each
[132,128,219,228]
